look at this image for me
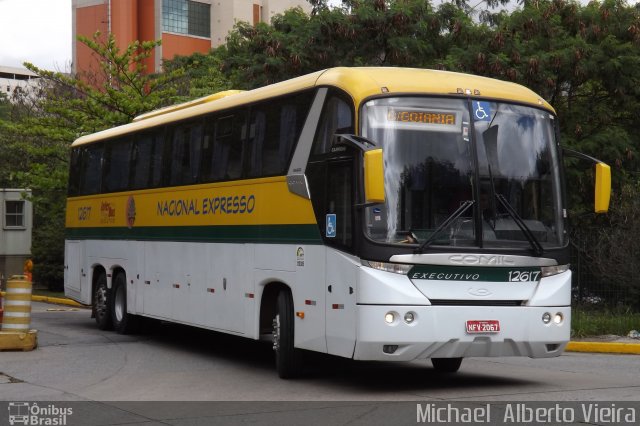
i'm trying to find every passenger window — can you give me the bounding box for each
[312,93,354,156]
[68,148,82,196]
[247,92,314,178]
[169,121,203,186]
[150,129,167,188]
[102,138,131,193]
[201,119,215,182]
[210,113,246,181]
[79,143,103,195]
[130,132,154,190]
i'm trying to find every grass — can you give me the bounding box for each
[32,288,66,299]
[572,307,640,338]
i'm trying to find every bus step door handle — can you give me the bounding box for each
[328,285,332,293]
[349,286,353,295]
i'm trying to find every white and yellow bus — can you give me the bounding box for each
[65,67,610,377]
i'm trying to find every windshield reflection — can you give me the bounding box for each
[361,97,564,249]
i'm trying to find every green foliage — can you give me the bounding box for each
[0,32,188,289]
[216,1,448,88]
[572,307,640,337]
[573,182,640,308]
[163,52,232,102]
[0,92,10,121]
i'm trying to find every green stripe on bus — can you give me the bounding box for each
[65,224,323,244]
[408,265,542,282]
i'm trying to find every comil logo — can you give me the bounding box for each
[8,402,72,425]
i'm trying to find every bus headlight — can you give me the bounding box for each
[553,313,564,324]
[542,312,552,324]
[385,312,396,324]
[541,264,570,278]
[364,260,411,275]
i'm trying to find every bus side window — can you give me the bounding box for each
[312,93,354,156]
[201,119,215,182]
[247,91,314,178]
[211,115,233,181]
[68,148,82,196]
[130,132,154,190]
[211,113,246,181]
[102,137,131,193]
[229,112,247,180]
[169,121,202,186]
[80,143,104,195]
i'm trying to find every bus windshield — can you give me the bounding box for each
[361,97,565,250]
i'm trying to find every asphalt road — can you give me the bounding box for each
[1,302,639,424]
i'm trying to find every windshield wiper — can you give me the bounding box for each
[415,200,475,254]
[495,194,544,256]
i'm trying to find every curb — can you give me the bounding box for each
[566,341,640,355]
[1,291,87,308]
[31,295,86,308]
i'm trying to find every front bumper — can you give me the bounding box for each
[353,305,570,361]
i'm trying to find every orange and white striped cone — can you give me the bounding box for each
[1,276,32,332]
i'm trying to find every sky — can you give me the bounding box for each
[0,0,72,72]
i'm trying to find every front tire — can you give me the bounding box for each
[94,273,112,330]
[272,290,301,379]
[111,272,137,334]
[431,357,463,373]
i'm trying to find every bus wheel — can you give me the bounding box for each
[431,357,462,373]
[111,272,137,334]
[94,273,113,330]
[272,290,301,379]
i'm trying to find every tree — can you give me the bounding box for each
[0,32,186,289]
[215,0,451,88]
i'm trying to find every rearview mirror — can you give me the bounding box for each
[364,149,385,204]
[594,162,611,214]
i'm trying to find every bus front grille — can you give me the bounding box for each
[429,300,525,307]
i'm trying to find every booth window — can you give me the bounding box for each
[5,200,25,228]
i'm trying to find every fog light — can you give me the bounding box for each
[385,312,395,324]
[542,312,552,324]
[404,312,415,324]
[383,345,398,354]
[553,313,564,324]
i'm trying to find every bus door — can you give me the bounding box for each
[323,159,358,358]
[64,241,84,300]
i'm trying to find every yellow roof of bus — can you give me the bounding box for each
[71,67,554,147]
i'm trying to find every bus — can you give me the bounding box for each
[64,67,611,378]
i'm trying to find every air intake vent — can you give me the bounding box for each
[429,300,524,306]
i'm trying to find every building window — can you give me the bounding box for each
[5,200,25,228]
[163,0,211,38]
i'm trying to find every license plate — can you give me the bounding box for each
[466,320,500,333]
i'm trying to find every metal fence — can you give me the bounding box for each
[570,237,640,337]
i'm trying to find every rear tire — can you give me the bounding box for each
[94,273,113,330]
[272,290,301,379]
[111,272,138,334]
[431,357,463,373]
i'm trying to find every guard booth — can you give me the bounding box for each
[0,189,32,288]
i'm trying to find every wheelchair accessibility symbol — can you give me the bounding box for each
[326,214,337,238]
[473,101,491,121]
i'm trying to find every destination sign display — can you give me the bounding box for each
[386,110,457,126]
